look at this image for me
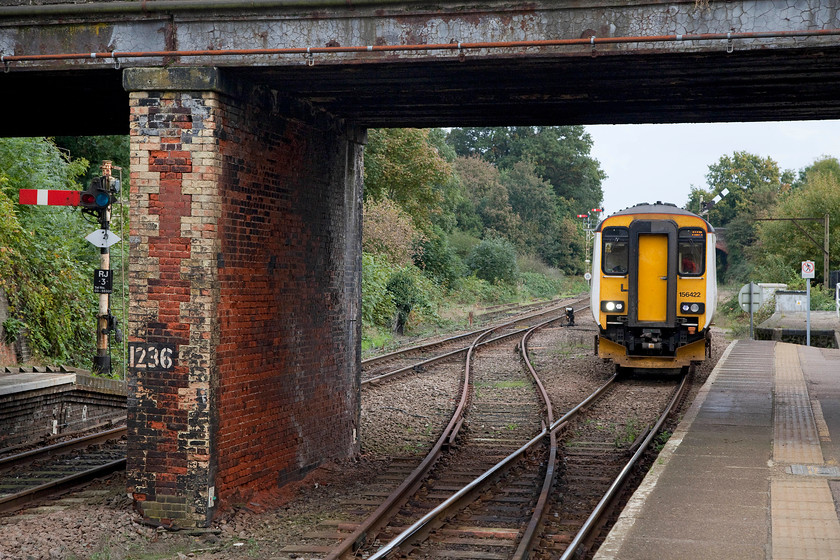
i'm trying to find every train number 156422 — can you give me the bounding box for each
[679,291,701,298]
[128,343,176,371]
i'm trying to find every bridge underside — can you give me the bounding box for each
[4,45,840,137]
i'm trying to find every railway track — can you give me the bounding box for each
[281,299,690,560]
[0,426,127,514]
[362,297,582,383]
[286,304,577,559]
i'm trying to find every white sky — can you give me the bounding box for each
[585,120,840,216]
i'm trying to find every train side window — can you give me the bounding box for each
[678,228,705,276]
[602,227,629,275]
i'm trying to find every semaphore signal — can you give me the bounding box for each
[17,162,123,376]
[19,189,81,206]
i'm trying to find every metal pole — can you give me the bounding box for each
[92,162,113,376]
[748,281,754,339]
[94,208,111,375]
[806,280,811,347]
[825,213,830,290]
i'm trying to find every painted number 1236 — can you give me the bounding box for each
[128,343,175,371]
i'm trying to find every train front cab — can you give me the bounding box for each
[592,210,716,370]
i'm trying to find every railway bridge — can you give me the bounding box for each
[2,0,840,527]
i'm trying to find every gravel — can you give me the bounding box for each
[0,309,730,560]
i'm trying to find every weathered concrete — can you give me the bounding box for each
[2,1,840,132]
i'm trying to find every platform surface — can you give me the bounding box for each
[595,339,840,560]
[0,371,76,396]
[759,309,839,332]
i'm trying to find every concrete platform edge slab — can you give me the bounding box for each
[593,339,740,560]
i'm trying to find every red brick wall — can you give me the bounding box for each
[214,93,362,498]
[126,69,362,528]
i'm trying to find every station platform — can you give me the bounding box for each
[595,339,840,560]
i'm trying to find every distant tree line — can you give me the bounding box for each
[686,151,840,289]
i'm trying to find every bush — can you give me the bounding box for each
[413,228,464,287]
[467,238,518,284]
[520,272,565,299]
[448,229,481,260]
[386,270,420,334]
[362,252,396,328]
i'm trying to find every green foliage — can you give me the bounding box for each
[467,238,519,284]
[362,252,396,328]
[453,275,518,305]
[0,138,97,367]
[448,229,481,260]
[752,165,840,286]
[520,272,565,299]
[809,284,837,311]
[386,270,420,334]
[363,128,453,224]
[453,156,522,244]
[413,227,464,287]
[53,136,130,184]
[447,126,605,213]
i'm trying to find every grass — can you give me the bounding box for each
[614,418,647,448]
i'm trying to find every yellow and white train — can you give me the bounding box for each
[590,202,716,371]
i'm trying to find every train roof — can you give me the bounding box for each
[596,202,714,232]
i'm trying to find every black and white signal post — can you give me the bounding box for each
[19,160,122,375]
[80,161,122,375]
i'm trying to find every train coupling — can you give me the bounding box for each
[640,329,662,350]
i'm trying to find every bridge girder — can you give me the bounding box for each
[1,1,840,134]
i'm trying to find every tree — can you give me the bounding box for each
[467,238,518,284]
[501,159,583,270]
[362,198,425,266]
[701,151,790,282]
[452,156,522,245]
[364,128,453,225]
[447,126,605,213]
[0,138,96,367]
[753,168,840,285]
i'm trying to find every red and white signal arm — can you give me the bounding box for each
[802,260,816,279]
[19,189,80,206]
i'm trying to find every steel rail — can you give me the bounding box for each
[0,426,127,471]
[2,29,840,67]
[511,312,565,560]
[559,372,690,560]
[367,429,548,560]
[324,322,501,559]
[367,307,615,559]
[0,458,126,513]
[362,300,583,385]
[361,298,569,369]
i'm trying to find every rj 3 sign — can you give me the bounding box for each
[128,343,176,371]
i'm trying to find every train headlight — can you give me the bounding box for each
[680,302,705,314]
[601,301,626,313]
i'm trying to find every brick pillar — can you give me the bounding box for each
[124,67,362,528]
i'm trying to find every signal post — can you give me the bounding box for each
[19,160,122,375]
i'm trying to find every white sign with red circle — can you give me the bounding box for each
[802,260,815,279]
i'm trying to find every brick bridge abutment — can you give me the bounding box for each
[124,67,363,527]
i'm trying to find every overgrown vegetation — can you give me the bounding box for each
[360,127,604,350]
[0,138,97,367]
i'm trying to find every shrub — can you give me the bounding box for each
[520,272,565,299]
[413,228,464,286]
[362,252,396,328]
[467,238,518,284]
[386,270,420,334]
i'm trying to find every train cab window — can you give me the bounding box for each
[602,227,629,275]
[678,228,705,276]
